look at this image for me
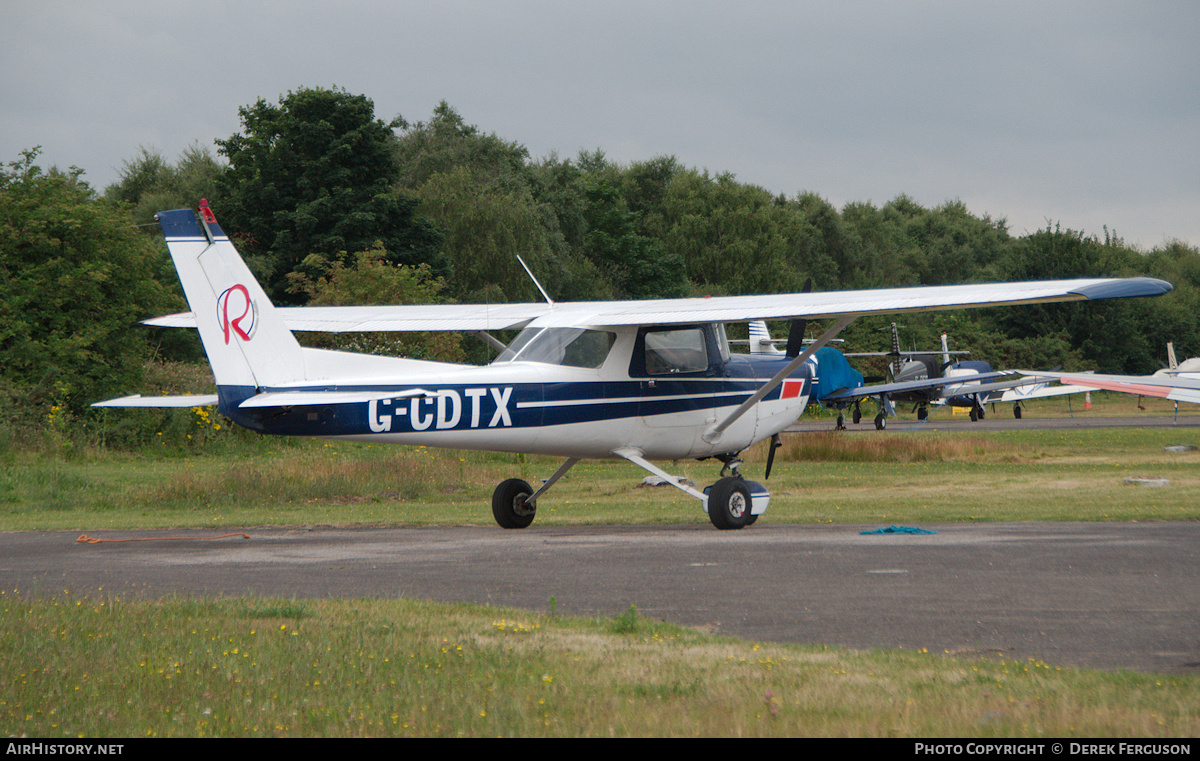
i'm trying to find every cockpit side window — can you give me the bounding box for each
[642,327,710,375]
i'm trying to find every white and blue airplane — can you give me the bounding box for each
[1020,343,1200,408]
[95,202,1173,529]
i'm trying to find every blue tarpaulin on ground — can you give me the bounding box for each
[860,525,938,535]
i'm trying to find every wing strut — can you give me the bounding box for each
[704,315,857,443]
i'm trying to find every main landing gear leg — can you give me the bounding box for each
[492,457,580,529]
[611,448,766,531]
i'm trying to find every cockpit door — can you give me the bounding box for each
[632,324,725,430]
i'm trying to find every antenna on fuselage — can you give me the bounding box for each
[516,255,554,306]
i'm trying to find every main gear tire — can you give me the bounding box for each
[492,478,536,529]
[707,477,752,530]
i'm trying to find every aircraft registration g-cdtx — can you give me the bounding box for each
[95,202,1173,530]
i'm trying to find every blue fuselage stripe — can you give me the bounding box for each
[218,375,811,438]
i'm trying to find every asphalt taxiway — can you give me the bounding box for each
[4,520,1198,675]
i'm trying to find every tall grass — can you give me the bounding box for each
[143,444,480,508]
[4,424,1199,529]
[771,430,1032,463]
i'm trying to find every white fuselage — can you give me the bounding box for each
[220,323,814,461]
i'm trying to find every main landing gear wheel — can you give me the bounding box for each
[707,476,751,530]
[492,478,536,529]
[874,413,887,430]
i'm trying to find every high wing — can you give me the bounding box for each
[1018,371,1200,405]
[144,303,553,333]
[144,277,1171,333]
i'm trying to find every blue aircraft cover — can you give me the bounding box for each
[813,347,865,402]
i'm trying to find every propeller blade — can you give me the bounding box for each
[784,278,813,358]
[785,320,807,358]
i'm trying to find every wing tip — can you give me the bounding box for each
[1071,277,1173,300]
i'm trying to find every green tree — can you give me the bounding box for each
[286,244,463,362]
[393,101,533,192]
[104,144,225,226]
[527,154,614,301]
[416,165,560,303]
[983,226,1167,373]
[0,148,174,415]
[579,156,686,299]
[215,86,443,300]
[837,200,919,288]
[395,104,611,303]
[1142,241,1200,361]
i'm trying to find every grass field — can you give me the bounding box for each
[3,393,1199,737]
[4,593,1198,738]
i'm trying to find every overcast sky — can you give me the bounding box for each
[3,1,1197,251]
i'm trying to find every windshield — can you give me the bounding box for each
[494,327,616,368]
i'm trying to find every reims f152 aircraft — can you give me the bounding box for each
[96,202,1172,529]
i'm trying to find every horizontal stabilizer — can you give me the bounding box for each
[92,394,219,408]
[237,388,439,408]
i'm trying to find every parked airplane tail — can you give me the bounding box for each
[747,320,784,355]
[156,201,306,392]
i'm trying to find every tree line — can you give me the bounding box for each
[3,85,1198,435]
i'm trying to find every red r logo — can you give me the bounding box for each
[217,284,256,344]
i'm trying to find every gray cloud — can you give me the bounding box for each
[3,0,1196,249]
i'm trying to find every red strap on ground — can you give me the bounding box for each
[76,533,249,544]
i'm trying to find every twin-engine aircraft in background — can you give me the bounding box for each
[95,202,1173,529]
[748,322,1091,428]
[823,326,1096,426]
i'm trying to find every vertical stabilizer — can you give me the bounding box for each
[156,202,306,390]
[748,321,783,355]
